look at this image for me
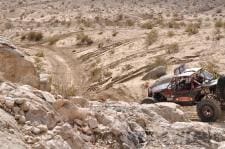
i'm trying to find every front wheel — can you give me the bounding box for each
[197,95,221,122]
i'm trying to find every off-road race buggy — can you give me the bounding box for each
[142,65,225,122]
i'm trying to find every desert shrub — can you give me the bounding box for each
[145,30,158,46]
[167,20,180,29]
[21,35,26,41]
[167,43,179,54]
[185,23,199,35]
[122,64,133,72]
[35,51,44,57]
[126,19,135,26]
[47,36,60,45]
[90,67,102,82]
[103,70,112,78]
[215,19,224,28]
[112,30,118,37]
[53,83,77,98]
[4,22,13,29]
[167,31,175,37]
[77,18,93,28]
[115,14,123,22]
[34,57,43,72]
[26,32,43,41]
[216,9,222,14]
[152,56,167,68]
[76,32,93,46]
[141,21,154,29]
[213,28,224,40]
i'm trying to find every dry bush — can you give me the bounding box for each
[167,43,179,54]
[35,51,44,57]
[214,19,224,28]
[112,30,118,37]
[115,14,123,22]
[167,31,175,37]
[216,9,222,14]
[126,19,135,26]
[34,57,43,72]
[90,67,102,82]
[76,32,93,46]
[103,70,112,78]
[122,64,133,72]
[4,22,13,29]
[145,30,158,46]
[53,83,77,98]
[77,18,93,28]
[23,32,43,41]
[47,36,60,45]
[185,23,199,35]
[152,56,167,68]
[141,21,154,29]
[167,20,180,29]
[213,28,224,40]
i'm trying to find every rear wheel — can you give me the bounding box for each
[141,97,156,104]
[153,93,167,102]
[197,95,221,122]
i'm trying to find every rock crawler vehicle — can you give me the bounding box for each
[142,65,225,122]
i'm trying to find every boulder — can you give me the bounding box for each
[53,123,89,149]
[53,99,91,122]
[87,118,98,129]
[68,96,88,107]
[0,40,40,88]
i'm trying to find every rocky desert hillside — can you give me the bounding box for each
[0,0,225,148]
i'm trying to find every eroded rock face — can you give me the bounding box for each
[0,81,225,148]
[0,39,40,88]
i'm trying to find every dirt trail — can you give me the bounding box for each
[30,44,89,96]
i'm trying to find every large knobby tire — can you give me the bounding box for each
[197,96,221,122]
[141,97,156,104]
[217,76,225,100]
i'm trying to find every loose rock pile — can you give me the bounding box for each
[0,81,225,148]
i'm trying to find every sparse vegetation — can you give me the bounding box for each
[47,36,61,45]
[141,21,154,29]
[145,30,158,46]
[214,19,224,28]
[35,51,44,57]
[216,9,222,14]
[90,67,102,82]
[34,57,43,72]
[151,56,168,68]
[122,64,133,72]
[167,31,175,37]
[76,32,93,46]
[126,19,135,26]
[185,23,199,35]
[53,83,77,98]
[112,30,118,37]
[4,22,13,29]
[167,43,179,54]
[213,28,224,40]
[22,32,43,42]
[167,20,180,29]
